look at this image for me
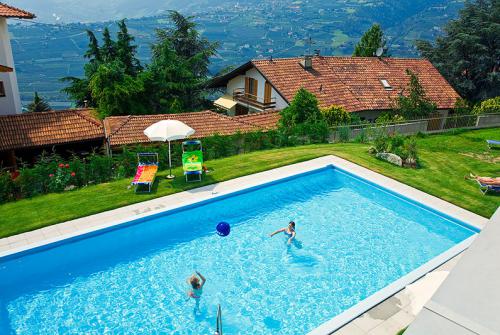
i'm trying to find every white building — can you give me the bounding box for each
[0,3,35,115]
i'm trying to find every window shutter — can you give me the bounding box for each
[245,77,250,94]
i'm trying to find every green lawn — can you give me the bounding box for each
[0,128,499,238]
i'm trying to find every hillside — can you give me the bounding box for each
[8,0,465,108]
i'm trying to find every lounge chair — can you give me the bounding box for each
[487,139,500,149]
[131,153,159,193]
[476,180,500,195]
[182,140,203,182]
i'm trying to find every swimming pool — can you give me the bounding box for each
[0,166,477,334]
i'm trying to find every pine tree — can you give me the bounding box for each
[27,92,51,112]
[151,11,218,110]
[89,61,145,118]
[116,19,142,75]
[84,30,102,63]
[353,24,387,57]
[416,0,499,101]
[101,27,117,62]
[62,20,142,108]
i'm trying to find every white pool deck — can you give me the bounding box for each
[0,155,489,334]
[405,208,500,335]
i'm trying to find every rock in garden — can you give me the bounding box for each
[376,152,403,167]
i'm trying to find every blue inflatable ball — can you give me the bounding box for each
[216,222,230,237]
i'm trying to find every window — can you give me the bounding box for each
[380,79,392,90]
[244,77,258,100]
[0,81,5,97]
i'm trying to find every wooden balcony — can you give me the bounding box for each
[233,88,276,111]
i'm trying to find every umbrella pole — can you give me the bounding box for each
[167,140,175,179]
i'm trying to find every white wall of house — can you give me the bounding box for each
[226,66,289,112]
[0,18,22,115]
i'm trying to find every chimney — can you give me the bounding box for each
[314,49,320,57]
[300,55,313,70]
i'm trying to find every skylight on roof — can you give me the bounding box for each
[380,79,393,90]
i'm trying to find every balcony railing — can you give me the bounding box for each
[233,88,276,110]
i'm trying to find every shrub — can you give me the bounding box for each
[388,134,406,157]
[354,127,369,143]
[472,96,500,115]
[47,163,75,192]
[0,171,16,203]
[403,136,418,162]
[453,98,472,115]
[115,147,139,177]
[321,105,351,126]
[337,126,351,142]
[279,88,323,129]
[373,134,389,153]
[86,153,114,184]
[293,120,330,144]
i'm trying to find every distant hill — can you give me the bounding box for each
[8,0,465,108]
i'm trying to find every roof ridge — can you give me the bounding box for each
[71,109,103,129]
[252,55,428,62]
[106,115,133,138]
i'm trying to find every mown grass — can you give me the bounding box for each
[0,128,498,238]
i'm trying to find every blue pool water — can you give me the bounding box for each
[0,167,476,334]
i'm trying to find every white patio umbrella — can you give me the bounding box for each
[144,120,195,179]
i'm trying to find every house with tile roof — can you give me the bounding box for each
[0,2,35,115]
[209,55,460,122]
[0,109,104,168]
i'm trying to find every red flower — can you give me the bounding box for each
[49,174,54,178]
[71,172,76,177]
[58,163,64,168]
[65,164,70,168]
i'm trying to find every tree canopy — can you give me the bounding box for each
[61,13,217,118]
[416,0,500,102]
[392,70,437,119]
[353,24,387,57]
[278,88,329,143]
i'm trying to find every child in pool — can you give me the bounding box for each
[187,271,206,299]
[269,221,296,244]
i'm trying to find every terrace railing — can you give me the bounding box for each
[233,88,276,111]
[329,113,500,142]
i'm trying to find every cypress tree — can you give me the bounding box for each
[353,24,387,57]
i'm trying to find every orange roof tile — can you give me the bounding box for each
[0,109,103,151]
[104,111,260,147]
[0,3,35,18]
[234,110,281,130]
[250,56,460,112]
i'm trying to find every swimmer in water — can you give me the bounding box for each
[269,221,296,244]
[187,271,206,300]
